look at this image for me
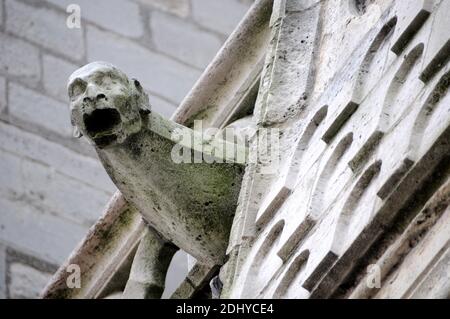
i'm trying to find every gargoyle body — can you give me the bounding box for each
[68,62,246,266]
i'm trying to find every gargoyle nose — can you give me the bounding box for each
[83,85,107,103]
[83,93,107,103]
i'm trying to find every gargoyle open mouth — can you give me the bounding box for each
[84,108,121,148]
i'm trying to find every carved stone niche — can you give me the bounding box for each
[68,61,247,266]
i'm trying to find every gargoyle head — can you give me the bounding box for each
[68,61,150,148]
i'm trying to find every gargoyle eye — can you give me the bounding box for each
[69,78,87,99]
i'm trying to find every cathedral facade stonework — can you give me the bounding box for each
[221,0,450,299]
[43,0,450,299]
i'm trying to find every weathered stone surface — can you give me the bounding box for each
[68,62,246,265]
[43,55,79,102]
[0,0,3,27]
[8,83,72,137]
[86,26,201,104]
[376,206,450,298]
[0,122,115,193]
[8,263,53,299]
[148,94,177,118]
[420,0,450,82]
[0,150,23,199]
[0,147,112,229]
[123,228,177,299]
[0,244,6,299]
[25,159,109,225]
[137,0,190,18]
[186,263,218,288]
[5,0,84,60]
[0,76,6,114]
[39,0,450,300]
[170,262,217,298]
[191,0,250,35]
[261,3,321,125]
[0,34,40,86]
[410,249,450,299]
[0,0,253,300]
[390,0,432,55]
[285,0,321,12]
[46,0,144,38]
[150,11,222,69]
[40,195,145,299]
[170,279,196,299]
[312,0,393,101]
[0,196,87,264]
[222,0,450,300]
[173,0,272,128]
[349,174,450,299]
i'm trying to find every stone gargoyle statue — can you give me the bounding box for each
[68,62,247,298]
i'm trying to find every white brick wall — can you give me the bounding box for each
[46,0,144,38]
[0,33,41,86]
[0,196,88,264]
[191,0,249,34]
[0,77,6,114]
[8,263,53,299]
[43,55,78,102]
[0,123,115,192]
[0,0,3,27]
[86,25,201,106]
[148,93,179,118]
[0,0,251,298]
[5,0,85,61]
[136,0,190,18]
[8,83,72,137]
[0,245,6,299]
[151,11,223,69]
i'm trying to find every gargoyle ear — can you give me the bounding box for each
[132,78,151,113]
[132,78,143,93]
[73,126,83,138]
